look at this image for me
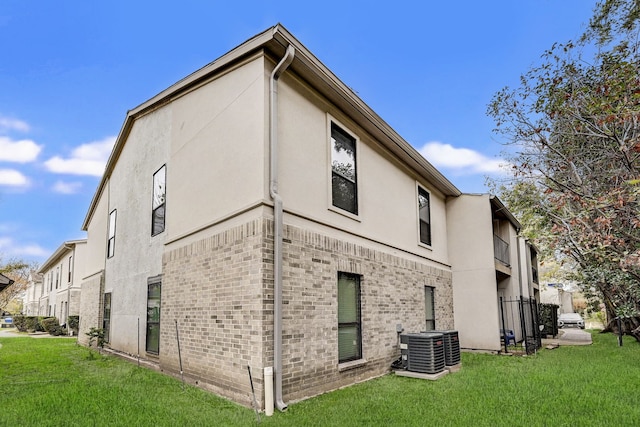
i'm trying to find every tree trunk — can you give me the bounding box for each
[602,317,640,343]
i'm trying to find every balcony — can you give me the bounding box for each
[493,234,510,266]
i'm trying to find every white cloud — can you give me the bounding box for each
[0,136,42,163]
[44,136,116,177]
[0,168,29,187]
[418,141,508,174]
[52,180,82,194]
[0,116,30,132]
[0,236,49,258]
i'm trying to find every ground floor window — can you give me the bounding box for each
[103,293,112,343]
[338,272,361,363]
[146,282,161,354]
[425,286,435,330]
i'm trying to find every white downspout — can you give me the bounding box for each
[269,44,294,412]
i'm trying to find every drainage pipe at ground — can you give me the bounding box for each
[269,43,295,412]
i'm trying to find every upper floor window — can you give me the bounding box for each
[68,255,73,283]
[152,165,166,236]
[331,123,358,215]
[418,186,431,246]
[107,209,117,258]
[55,267,59,289]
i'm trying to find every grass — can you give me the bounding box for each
[1,331,639,426]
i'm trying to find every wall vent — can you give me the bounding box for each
[400,333,445,374]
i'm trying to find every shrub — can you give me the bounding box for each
[539,303,559,337]
[86,327,106,349]
[40,317,60,335]
[26,316,41,332]
[13,315,27,332]
[67,315,80,335]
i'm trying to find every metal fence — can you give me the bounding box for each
[499,296,542,354]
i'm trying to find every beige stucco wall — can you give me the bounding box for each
[167,56,266,242]
[447,194,502,351]
[276,73,450,267]
[104,105,170,355]
[84,185,108,275]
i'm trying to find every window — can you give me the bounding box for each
[146,281,161,354]
[68,256,73,283]
[152,165,166,236]
[338,272,362,362]
[107,209,117,258]
[103,293,112,343]
[418,187,431,246]
[425,286,435,331]
[331,123,358,215]
[55,267,59,289]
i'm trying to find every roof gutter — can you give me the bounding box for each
[269,43,295,412]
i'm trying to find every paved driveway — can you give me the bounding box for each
[543,328,592,346]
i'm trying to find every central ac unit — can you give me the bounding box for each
[400,332,445,374]
[432,330,461,366]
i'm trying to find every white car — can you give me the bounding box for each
[558,313,585,329]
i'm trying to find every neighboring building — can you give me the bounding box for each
[78,24,461,409]
[37,239,87,323]
[542,282,578,314]
[22,271,43,316]
[446,194,540,351]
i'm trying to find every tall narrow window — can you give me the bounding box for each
[425,286,435,331]
[55,267,59,289]
[338,272,362,362]
[418,187,431,246]
[152,165,166,236]
[146,281,161,354]
[103,293,112,343]
[68,255,73,283]
[107,209,117,258]
[331,123,358,215]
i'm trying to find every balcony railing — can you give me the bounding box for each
[494,234,510,266]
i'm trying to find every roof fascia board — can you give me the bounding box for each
[490,195,522,231]
[37,239,86,274]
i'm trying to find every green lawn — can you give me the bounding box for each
[1,331,638,426]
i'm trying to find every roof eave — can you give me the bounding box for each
[82,24,461,229]
[37,239,87,274]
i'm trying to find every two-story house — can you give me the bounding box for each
[36,239,87,323]
[22,271,43,316]
[78,24,463,410]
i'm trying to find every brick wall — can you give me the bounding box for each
[280,224,453,402]
[78,271,104,346]
[158,215,453,407]
[161,218,270,407]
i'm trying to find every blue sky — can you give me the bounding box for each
[0,0,596,264]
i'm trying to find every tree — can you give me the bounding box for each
[0,257,38,313]
[488,0,640,340]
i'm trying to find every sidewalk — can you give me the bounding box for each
[0,328,73,338]
[542,328,592,346]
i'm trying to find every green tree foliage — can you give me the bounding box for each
[0,257,38,312]
[488,0,640,337]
